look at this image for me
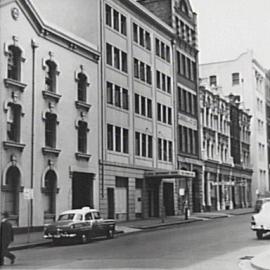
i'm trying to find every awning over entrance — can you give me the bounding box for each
[144,170,196,179]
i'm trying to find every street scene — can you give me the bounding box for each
[1,0,270,269]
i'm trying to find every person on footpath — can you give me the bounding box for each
[0,211,16,266]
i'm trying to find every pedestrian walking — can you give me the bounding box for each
[0,211,16,266]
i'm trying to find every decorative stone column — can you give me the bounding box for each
[220,175,226,210]
[216,172,220,211]
[206,172,212,208]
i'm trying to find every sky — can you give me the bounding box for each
[191,0,270,69]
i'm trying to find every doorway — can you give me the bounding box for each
[72,172,93,209]
[163,182,174,216]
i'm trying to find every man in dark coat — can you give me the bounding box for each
[0,211,16,265]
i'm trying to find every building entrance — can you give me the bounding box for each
[72,172,93,209]
[163,182,174,216]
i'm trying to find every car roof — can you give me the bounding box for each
[59,207,98,215]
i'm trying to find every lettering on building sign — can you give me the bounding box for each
[178,113,197,130]
[179,170,196,178]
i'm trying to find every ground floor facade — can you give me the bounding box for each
[202,161,252,211]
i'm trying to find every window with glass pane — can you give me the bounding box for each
[134,58,139,78]
[123,128,129,153]
[135,132,140,156]
[157,103,161,121]
[7,45,21,81]
[146,65,152,84]
[135,93,140,113]
[121,15,126,35]
[122,88,129,110]
[158,138,162,160]
[105,4,112,26]
[141,96,146,116]
[115,126,121,152]
[114,47,120,69]
[145,32,151,50]
[115,85,121,107]
[133,23,138,43]
[45,113,56,148]
[140,62,145,81]
[45,60,57,92]
[106,43,112,66]
[155,39,160,56]
[107,82,113,105]
[78,121,87,153]
[142,134,146,157]
[121,51,127,73]
[147,99,152,118]
[107,124,113,150]
[7,103,21,142]
[139,27,144,47]
[163,140,167,161]
[148,136,153,158]
[77,73,87,102]
[113,10,119,31]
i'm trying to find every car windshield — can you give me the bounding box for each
[58,213,75,221]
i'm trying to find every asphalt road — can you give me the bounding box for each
[3,214,270,270]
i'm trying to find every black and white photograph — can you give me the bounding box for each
[1,0,270,269]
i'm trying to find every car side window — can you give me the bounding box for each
[92,211,101,220]
[85,213,92,221]
[75,214,83,221]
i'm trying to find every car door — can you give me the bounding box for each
[92,211,104,236]
[84,212,94,237]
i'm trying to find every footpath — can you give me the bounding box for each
[9,207,270,269]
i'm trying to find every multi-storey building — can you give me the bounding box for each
[0,0,100,228]
[33,0,201,221]
[138,0,203,214]
[200,51,267,205]
[200,87,252,210]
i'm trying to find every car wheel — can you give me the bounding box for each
[107,229,114,239]
[256,230,263,240]
[81,233,88,244]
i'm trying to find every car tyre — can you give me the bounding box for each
[81,233,88,244]
[107,229,114,239]
[256,230,263,240]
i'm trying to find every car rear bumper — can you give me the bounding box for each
[251,224,270,231]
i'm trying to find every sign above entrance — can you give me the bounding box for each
[144,170,195,178]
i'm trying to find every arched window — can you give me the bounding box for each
[78,121,88,153]
[77,72,87,102]
[45,60,57,93]
[7,103,21,142]
[180,0,188,15]
[45,112,57,148]
[7,45,22,81]
[4,166,20,215]
[44,170,57,215]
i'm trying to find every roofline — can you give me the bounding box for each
[17,0,100,62]
[119,0,175,38]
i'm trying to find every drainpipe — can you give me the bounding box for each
[99,0,105,199]
[30,39,38,227]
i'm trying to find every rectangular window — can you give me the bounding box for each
[148,136,153,158]
[141,96,146,116]
[114,47,120,69]
[121,15,127,35]
[168,141,172,162]
[161,42,165,59]
[142,133,146,157]
[163,140,167,161]
[181,54,185,75]
[140,62,145,81]
[78,121,87,153]
[135,93,140,114]
[134,58,139,78]
[106,43,112,66]
[105,4,112,27]
[146,65,152,84]
[139,27,144,47]
[135,132,140,156]
[168,107,172,125]
[167,77,171,94]
[115,126,121,152]
[133,23,138,43]
[162,73,166,91]
[157,103,161,121]
[113,10,119,31]
[162,105,167,123]
[147,99,152,118]
[145,32,151,50]
[209,75,217,86]
[155,39,160,56]
[115,85,121,107]
[177,51,181,74]
[122,88,129,110]
[187,58,191,79]
[166,45,170,62]
[121,51,127,73]
[107,82,113,105]
[107,124,113,150]
[156,71,161,89]
[158,138,162,160]
[123,128,129,153]
[232,72,240,85]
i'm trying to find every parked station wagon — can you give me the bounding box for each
[44,207,115,244]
